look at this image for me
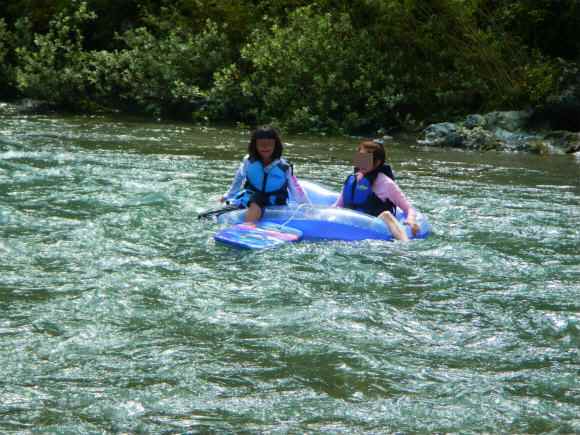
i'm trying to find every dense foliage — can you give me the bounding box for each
[0,0,578,133]
[210,7,405,132]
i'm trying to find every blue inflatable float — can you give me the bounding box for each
[216,180,431,243]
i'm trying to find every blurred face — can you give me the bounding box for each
[353,151,373,172]
[354,148,382,175]
[256,138,275,162]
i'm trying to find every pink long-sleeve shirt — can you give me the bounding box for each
[335,172,416,221]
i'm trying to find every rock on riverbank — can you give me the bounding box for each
[418,110,580,155]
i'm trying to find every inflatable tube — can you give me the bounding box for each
[217,181,431,242]
[291,179,339,206]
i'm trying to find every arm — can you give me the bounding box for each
[374,174,419,234]
[222,158,248,202]
[287,173,312,204]
[333,192,344,208]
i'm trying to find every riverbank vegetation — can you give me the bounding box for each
[1,0,579,134]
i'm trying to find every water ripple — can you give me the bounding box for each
[1,114,579,432]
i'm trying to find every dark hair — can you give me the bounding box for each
[248,126,283,161]
[358,139,385,166]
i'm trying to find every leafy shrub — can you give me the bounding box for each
[489,0,580,60]
[364,1,533,119]
[0,19,8,66]
[14,1,96,108]
[0,19,12,96]
[13,0,235,118]
[5,0,578,132]
[85,18,233,118]
[211,6,404,133]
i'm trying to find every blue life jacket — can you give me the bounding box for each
[342,164,396,216]
[237,159,290,207]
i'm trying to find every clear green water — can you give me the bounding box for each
[1,113,579,433]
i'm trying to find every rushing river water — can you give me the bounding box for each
[1,112,579,433]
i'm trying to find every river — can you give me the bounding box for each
[1,112,579,433]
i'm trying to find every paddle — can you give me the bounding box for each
[197,205,239,220]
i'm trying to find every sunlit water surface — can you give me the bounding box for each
[1,113,579,433]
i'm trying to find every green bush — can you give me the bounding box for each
[0,19,7,66]
[488,0,580,60]
[364,1,532,118]
[14,1,96,108]
[13,1,235,117]
[4,0,577,131]
[0,19,12,96]
[86,18,233,117]
[211,6,404,133]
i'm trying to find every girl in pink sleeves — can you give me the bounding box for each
[335,140,420,241]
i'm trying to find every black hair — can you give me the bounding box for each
[248,126,283,161]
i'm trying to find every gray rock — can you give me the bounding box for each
[484,110,532,132]
[417,111,552,153]
[418,122,463,147]
[13,99,56,114]
[464,114,487,129]
[545,131,580,153]
[462,127,498,150]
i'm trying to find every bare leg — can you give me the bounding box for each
[244,202,263,223]
[378,211,409,241]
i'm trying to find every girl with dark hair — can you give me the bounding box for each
[335,140,419,241]
[221,126,310,223]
